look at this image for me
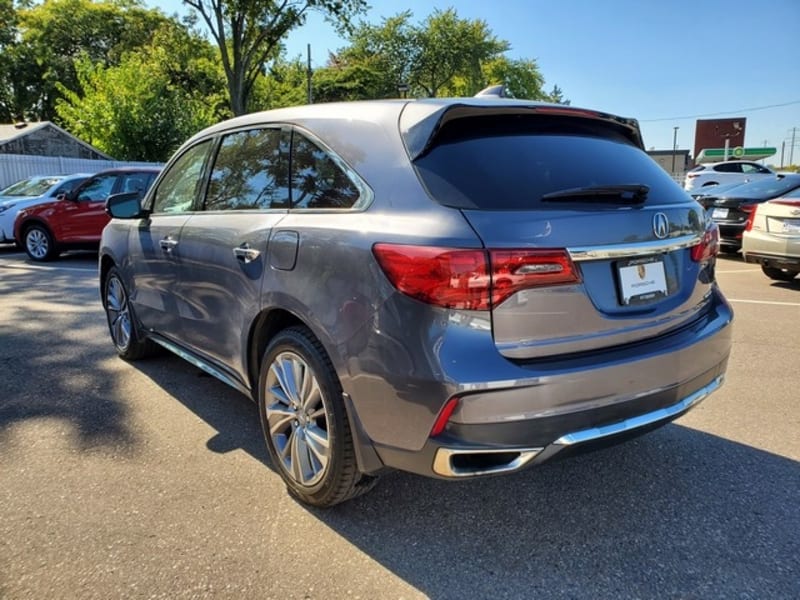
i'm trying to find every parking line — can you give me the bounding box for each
[728,298,800,307]
[715,268,761,274]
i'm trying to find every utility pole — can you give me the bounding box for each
[306,44,313,104]
[790,127,797,166]
[671,126,679,174]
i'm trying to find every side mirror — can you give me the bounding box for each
[56,192,68,201]
[105,192,148,219]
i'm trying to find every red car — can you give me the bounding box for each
[14,167,160,261]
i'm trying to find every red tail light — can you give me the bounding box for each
[372,244,581,310]
[691,224,719,262]
[741,203,758,233]
[430,397,459,437]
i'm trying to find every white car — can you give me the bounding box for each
[684,160,774,192]
[742,187,800,281]
[0,174,92,244]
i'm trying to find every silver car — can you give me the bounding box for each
[100,98,733,507]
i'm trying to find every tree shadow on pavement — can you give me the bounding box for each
[0,266,136,451]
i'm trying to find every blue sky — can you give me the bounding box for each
[156,0,800,163]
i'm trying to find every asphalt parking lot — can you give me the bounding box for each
[1,247,798,599]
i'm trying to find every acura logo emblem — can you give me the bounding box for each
[653,213,669,239]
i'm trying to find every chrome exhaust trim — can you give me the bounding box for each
[432,447,543,478]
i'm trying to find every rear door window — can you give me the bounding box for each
[206,128,289,210]
[413,116,688,210]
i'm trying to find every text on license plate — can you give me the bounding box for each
[617,259,668,305]
[712,207,729,219]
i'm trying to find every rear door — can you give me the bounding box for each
[412,111,713,359]
[173,127,290,378]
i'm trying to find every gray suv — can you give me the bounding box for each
[100,98,733,507]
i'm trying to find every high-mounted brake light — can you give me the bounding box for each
[770,199,800,208]
[372,244,581,311]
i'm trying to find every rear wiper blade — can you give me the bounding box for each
[541,184,649,204]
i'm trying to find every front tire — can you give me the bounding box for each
[258,326,376,507]
[762,265,799,281]
[103,266,157,360]
[23,224,58,262]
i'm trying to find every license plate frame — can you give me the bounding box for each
[616,256,669,306]
[712,207,729,219]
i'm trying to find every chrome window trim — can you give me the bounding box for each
[568,233,702,262]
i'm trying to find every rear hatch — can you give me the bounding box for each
[404,103,716,359]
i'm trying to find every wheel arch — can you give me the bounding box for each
[16,217,52,245]
[99,254,116,306]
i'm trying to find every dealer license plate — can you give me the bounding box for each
[617,257,669,305]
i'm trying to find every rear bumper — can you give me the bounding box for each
[368,288,732,478]
[375,364,726,479]
[743,251,800,270]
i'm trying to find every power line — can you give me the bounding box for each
[639,100,800,122]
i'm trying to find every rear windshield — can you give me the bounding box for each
[413,116,688,210]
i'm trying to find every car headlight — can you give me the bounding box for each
[0,203,16,214]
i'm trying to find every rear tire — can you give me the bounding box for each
[103,266,158,360]
[23,224,58,262]
[258,326,377,507]
[761,265,799,281]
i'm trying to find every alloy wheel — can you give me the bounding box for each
[105,275,132,351]
[265,351,330,487]
[25,228,50,260]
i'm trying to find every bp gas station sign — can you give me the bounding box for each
[695,146,777,162]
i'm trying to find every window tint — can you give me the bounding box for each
[77,175,117,202]
[152,141,212,214]
[120,172,154,195]
[206,128,288,210]
[713,163,741,173]
[414,116,687,210]
[290,132,359,209]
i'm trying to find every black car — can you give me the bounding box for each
[703,174,800,251]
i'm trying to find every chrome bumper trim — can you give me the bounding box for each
[431,375,724,478]
[552,375,724,447]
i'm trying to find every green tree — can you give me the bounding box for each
[183,0,368,116]
[55,23,223,162]
[316,9,565,102]
[11,0,172,121]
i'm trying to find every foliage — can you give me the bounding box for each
[54,22,223,162]
[183,0,368,116]
[8,0,171,121]
[320,9,567,102]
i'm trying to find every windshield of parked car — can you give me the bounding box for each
[414,115,687,210]
[715,175,800,199]
[0,176,62,197]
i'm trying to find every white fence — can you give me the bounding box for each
[0,153,162,189]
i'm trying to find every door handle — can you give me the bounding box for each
[159,237,178,251]
[233,244,261,264]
